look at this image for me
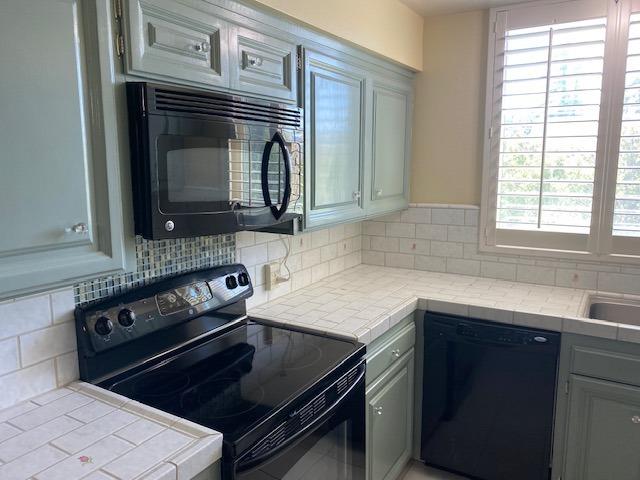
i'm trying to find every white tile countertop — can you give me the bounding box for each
[249,264,640,345]
[0,382,222,480]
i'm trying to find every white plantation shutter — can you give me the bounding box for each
[614,12,640,238]
[497,18,606,235]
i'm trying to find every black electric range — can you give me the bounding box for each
[75,265,366,480]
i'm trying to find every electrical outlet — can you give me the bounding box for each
[264,262,280,291]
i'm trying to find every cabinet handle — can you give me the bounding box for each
[247,55,264,67]
[193,41,210,53]
[632,415,640,424]
[391,348,401,358]
[352,191,361,200]
[374,406,383,416]
[66,223,88,234]
[375,189,383,197]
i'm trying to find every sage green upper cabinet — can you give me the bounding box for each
[124,0,230,88]
[229,26,297,102]
[0,0,126,299]
[303,49,366,229]
[366,77,412,216]
[563,375,640,480]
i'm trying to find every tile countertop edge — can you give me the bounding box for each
[248,265,640,346]
[0,381,223,480]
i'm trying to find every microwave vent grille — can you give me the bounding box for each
[152,88,301,127]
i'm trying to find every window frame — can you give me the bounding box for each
[479,0,640,263]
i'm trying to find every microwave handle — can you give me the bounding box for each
[261,132,292,220]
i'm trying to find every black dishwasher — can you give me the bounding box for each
[421,312,560,480]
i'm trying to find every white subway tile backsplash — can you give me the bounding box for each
[597,272,640,295]
[415,224,447,241]
[431,208,465,225]
[385,253,415,269]
[447,225,478,244]
[480,262,516,281]
[0,361,57,410]
[363,221,386,236]
[20,322,76,367]
[415,255,446,272]
[516,265,556,287]
[371,236,399,252]
[0,338,19,376]
[555,269,598,290]
[0,295,52,341]
[400,207,431,224]
[50,289,74,324]
[446,258,481,276]
[430,241,463,258]
[385,222,415,238]
[398,238,430,255]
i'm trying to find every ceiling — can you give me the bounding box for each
[400,0,533,17]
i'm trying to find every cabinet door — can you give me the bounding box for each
[304,49,366,229]
[124,0,229,88]
[229,26,297,102]
[564,375,640,480]
[366,78,412,216]
[0,0,125,298]
[366,351,414,480]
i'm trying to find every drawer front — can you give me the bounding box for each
[125,0,229,87]
[367,323,416,385]
[229,26,297,102]
[572,345,640,387]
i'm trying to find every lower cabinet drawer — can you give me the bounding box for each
[366,322,415,385]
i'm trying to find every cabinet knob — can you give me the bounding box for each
[391,348,401,358]
[374,406,383,416]
[375,189,383,197]
[67,223,88,234]
[352,191,361,200]
[632,415,640,424]
[193,41,210,53]
[247,55,264,67]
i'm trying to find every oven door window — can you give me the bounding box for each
[237,414,365,480]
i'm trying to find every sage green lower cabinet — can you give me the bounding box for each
[0,0,126,299]
[365,77,412,216]
[553,334,640,480]
[563,375,640,480]
[365,319,416,480]
[303,48,367,229]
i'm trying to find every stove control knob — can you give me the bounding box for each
[225,275,238,289]
[94,316,113,336]
[238,272,249,286]
[117,308,136,327]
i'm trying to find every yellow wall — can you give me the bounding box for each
[410,10,488,205]
[251,0,424,71]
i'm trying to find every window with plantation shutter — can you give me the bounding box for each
[498,18,605,235]
[481,0,640,262]
[614,12,640,238]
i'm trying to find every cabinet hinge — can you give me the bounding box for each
[565,380,569,394]
[116,34,125,57]
[113,0,123,20]
[488,127,494,139]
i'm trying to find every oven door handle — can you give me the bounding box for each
[261,131,292,221]
[236,362,365,473]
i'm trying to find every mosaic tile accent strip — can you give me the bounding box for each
[74,234,235,305]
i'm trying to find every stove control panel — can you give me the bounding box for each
[77,264,253,353]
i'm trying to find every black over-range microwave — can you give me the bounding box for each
[126,82,304,239]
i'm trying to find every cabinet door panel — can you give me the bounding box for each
[125,0,229,88]
[564,375,640,480]
[367,79,412,215]
[0,0,90,254]
[0,0,125,298]
[305,51,365,228]
[229,26,296,102]
[367,352,414,480]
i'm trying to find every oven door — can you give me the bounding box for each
[148,115,302,237]
[231,364,366,480]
